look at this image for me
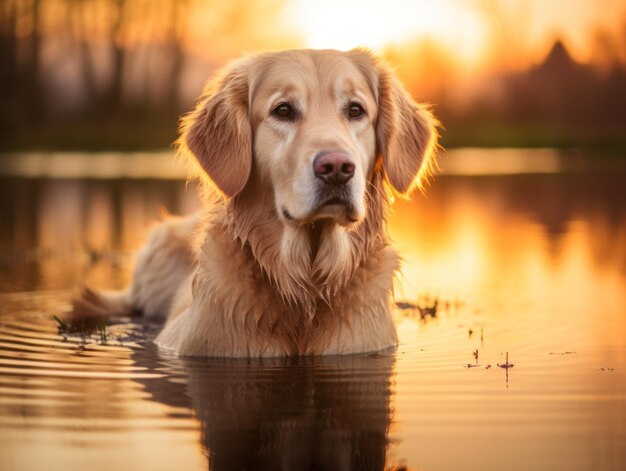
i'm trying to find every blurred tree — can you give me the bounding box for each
[0,0,624,150]
[105,0,127,114]
[165,0,188,113]
[0,0,44,133]
[0,0,298,150]
[0,0,19,133]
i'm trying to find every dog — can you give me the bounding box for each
[72,48,439,357]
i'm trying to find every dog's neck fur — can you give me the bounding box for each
[223,167,390,323]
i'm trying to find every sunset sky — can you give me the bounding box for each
[4,0,625,136]
[285,0,626,68]
[176,0,626,102]
[33,0,626,81]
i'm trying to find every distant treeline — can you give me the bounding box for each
[0,0,196,150]
[1,0,625,150]
[442,41,626,148]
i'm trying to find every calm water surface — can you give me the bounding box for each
[0,150,625,470]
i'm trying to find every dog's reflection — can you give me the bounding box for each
[146,351,395,470]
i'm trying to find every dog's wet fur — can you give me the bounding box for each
[71,48,439,357]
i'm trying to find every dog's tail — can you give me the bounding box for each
[70,287,135,319]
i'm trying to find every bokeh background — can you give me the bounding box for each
[1,0,625,151]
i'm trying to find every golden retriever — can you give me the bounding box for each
[72,48,438,357]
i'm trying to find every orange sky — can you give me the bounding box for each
[28,0,626,112]
[284,0,626,69]
[176,0,626,94]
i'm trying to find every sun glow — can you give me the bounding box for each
[287,0,487,66]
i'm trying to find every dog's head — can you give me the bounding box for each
[180,49,438,228]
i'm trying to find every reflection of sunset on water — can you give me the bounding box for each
[3,153,625,356]
[1,154,625,469]
[389,171,626,353]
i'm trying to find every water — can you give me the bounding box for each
[1,149,625,470]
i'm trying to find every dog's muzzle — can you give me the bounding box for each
[311,151,358,222]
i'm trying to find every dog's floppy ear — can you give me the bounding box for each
[179,59,252,198]
[375,63,439,196]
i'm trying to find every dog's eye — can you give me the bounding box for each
[272,103,295,120]
[348,102,365,119]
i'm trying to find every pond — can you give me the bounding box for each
[0,149,625,470]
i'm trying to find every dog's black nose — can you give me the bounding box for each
[313,152,355,185]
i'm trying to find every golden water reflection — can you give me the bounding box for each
[387,173,626,470]
[1,151,626,470]
[389,174,626,351]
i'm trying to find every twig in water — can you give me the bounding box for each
[497,352,514,369]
